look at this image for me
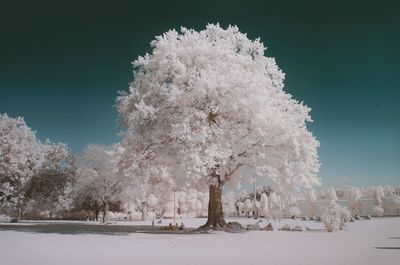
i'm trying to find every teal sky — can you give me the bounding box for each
[1,0,399,188]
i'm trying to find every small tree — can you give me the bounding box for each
[321,203,351,232]
[306,189,317,218]
[372,186,385,217]
[236,201,244,217]
[75,144,125,223]
[0,114,43,220]
[384,185,395,196]
[222,191,237,217]
[243,198,253,218]
[259,192,269,219]
[23,142,75,218]
[349,187,362,216]
[269,192,282,221]
[283,192,301,218]
[322,187,350,232]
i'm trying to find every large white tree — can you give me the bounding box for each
[116,24,320,228]
[0,114,73,220]
[0,114,46,219]
[23,141,75,218]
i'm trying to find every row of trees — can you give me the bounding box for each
[0,114,75,221]
[0,114,208,222]
[2,25,322,228]
[1,112,398,224]
[231,185,400,222]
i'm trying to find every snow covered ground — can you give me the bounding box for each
[0,217,399,265]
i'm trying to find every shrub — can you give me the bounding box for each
[372,205,384,217]
[322,203,351,232]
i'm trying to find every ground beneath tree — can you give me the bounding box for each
[0,217,399,265]
[0,222,200,235]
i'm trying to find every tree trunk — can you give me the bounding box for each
[200,184,226,229]
[102,202,109,224]
[14,207,23,222]
[141,202,147,221]
[95,208,99,221]
[159,209,166,219]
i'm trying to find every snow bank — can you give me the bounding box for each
[0,217,399,265]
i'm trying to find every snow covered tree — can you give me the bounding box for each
[286,205,301,218]
[259,192,269,218]
[116,24,320,229]
[395,186,400,196]
[348,187,362,216]
[243,198,253,218]
[325,187,338,204]
[321,187,350,232]
[0,114,73,220]
[128,166,174,221]
[372,186,384,217]
[75,144,125,223]
[384,192,400,215]
[321,203,351,232]
[269,192,282,221]
[384,185,395,196]
[306,189,317,217]
[282,192,301,218]
[222,191,237,217]
[236,201,244,216]
[0,114,44,220]
[23,141,75,218]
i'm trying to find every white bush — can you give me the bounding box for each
[0,214,11,222]
[322,203,351,232]
[286,206,301,218]
[372,205,384,217]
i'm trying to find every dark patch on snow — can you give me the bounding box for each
[0,222,205,236]
[375,247,400,250]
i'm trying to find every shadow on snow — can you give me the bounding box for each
[0,222,206,236]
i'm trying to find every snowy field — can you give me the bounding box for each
[0,217,399,265]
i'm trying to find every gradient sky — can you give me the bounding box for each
[1,0,399,188]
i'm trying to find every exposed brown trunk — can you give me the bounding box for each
[15,207,23,222]
[102,202,109,224]
[159,209,166,219]
[141,202,147,221]
[95,208,99,221]
[200,184,226,229]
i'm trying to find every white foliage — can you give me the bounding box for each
[384,185,395,196]
[243,198,253,213]
[321,203,351,232]
[0,114,43,208]
[222,191,237,216]
[325,187,338,205]
[269,192,282,220]
[75,144,126,217]
[373,186,385,207]
[259,192,269,217]
[306,189,317,217]
[372,205,384,217]
[286,206,301,218]
[116,24,320,217]
[236,201,244,215]
[321,189,351,232]
[349,187,362,216]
